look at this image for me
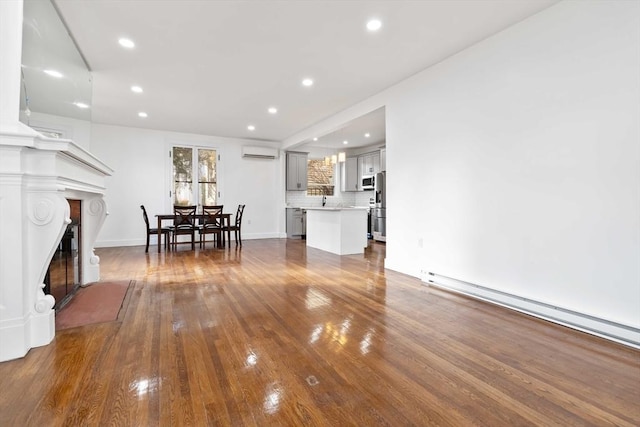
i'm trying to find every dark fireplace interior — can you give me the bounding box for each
[44,199,81,310]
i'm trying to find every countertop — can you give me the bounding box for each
[301,206,369,211]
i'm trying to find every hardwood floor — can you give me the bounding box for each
[1,239,638,426]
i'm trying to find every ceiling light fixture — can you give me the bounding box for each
[131,85,143,93]
[268,107,278,114]
[138,112,148,118]
[313,137,318,141]
[302,78,314,87]
[338,152,346,163]
[119,38,135,49]
[366,19,382,32]
[74,102,90,109]
[364,133,370,138]
[43,69,63,78]
[343,140,349,145]
[247,125,255,131]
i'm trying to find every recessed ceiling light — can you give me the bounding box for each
[364,133,370,138]
[268,107,278,114]
[343,140,349,145]
[138,112,148,118]
[313,137,318,141]
[44,69,63,78]
[247,125,255,131]
[366,19,382,32]
[74,102,90,109]
[119,38,135,48]
[302,78,314,87]
[131,85,143,93]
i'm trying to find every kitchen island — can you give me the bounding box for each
[304,207,368,255]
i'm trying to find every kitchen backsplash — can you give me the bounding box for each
[286,190,375,207]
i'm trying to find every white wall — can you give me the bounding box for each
[90,123,283,247]
[283,1,640,340]
[21,111,92,151]
[386,0,639,329]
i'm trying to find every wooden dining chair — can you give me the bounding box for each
[224,204,245,247]
[199,205,224,249]
[140,205,170,253]
[170,205,197,250]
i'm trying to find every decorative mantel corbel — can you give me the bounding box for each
[25,190,71,346]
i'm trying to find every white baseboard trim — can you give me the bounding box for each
[243,232,282,240]
[424,272,640,350]
[96,238,141,248]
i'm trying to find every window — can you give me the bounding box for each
[197,149,217,206]
[172,146,218,208]
[307,159,334,196]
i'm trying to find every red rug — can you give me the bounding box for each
[55,281,132,330]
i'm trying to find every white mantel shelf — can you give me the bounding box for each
[305,207,368,256]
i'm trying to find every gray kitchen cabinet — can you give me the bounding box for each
[341,157,359,192]
[286,208,306,238]
[286,152,308,191]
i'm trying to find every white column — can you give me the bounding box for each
[0,0,52,362]
[0,0,32,135]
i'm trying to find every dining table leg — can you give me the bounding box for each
[157,216,162,253]
[220,215,228,248]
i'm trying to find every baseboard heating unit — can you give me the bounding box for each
[423,272,640,349]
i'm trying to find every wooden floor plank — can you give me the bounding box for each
[0,239,638,426]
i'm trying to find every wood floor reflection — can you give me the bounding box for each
[0,239,638,426]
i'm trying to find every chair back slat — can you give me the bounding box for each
[174,205,196,228]
[235,204,245,227]
[202,205,224,228]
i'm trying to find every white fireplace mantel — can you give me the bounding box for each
[0,128,113,362]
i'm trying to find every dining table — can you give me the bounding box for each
[156,213,231,252]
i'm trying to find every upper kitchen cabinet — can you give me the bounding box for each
[286,152,308,191]
[341,157,359,192]
[358,151,381,178]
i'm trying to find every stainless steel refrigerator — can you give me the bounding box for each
[373,171,386,242]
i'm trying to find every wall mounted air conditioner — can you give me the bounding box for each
[242,146,279,159]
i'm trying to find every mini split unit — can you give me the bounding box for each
[241,146,279,159]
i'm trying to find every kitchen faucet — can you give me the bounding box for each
[322,195,326,207]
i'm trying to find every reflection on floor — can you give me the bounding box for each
[1,238,638,426]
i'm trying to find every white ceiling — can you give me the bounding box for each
[50,0,557,148]
[304,107,386,152]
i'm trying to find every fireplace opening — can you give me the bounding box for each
[44,199,82,310]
